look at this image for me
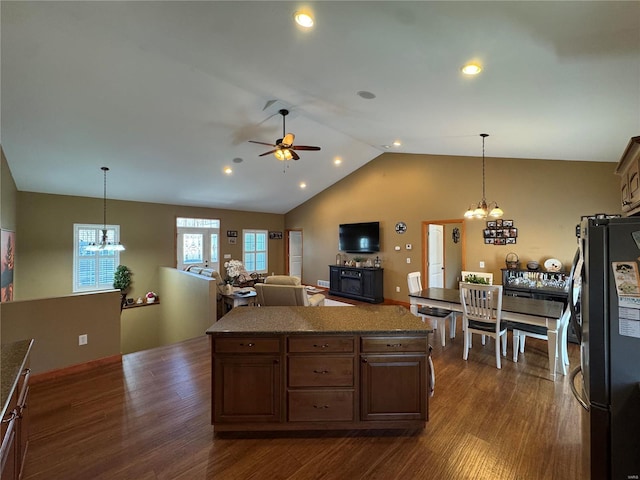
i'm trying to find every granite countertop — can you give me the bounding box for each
[1,339,34,421]
[206,305,433,335]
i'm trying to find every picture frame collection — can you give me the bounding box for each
[483,219,517,245]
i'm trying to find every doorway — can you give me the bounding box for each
[286,229,303,279]
[421,219,465,289]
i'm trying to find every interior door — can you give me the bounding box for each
[428,224,444,288]
[287,230,303,279]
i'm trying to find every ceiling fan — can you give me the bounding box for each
[249,109,321,161]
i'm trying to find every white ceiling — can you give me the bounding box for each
[2,1,639,214]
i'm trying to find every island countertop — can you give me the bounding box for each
[206,305,433,335]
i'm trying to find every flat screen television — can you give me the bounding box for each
[338,221,380,253]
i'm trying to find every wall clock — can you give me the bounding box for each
[395,222,407,234]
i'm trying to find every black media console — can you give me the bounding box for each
[329,265,384,303]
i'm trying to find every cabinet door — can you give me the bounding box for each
[360,354,426,421]
[213,355,282,423]
[329,267,340,292]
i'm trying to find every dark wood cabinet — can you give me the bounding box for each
[212,337,283,424]
[210,332,429,432]
[615,136,640,215]
[1,341,32,480]
[360,336,427,422]
[328,266,384,303]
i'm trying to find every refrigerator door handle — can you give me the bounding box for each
[570,365,589,411]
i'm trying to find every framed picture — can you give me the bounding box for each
[269,231,283,240]
[1,229,15,302]
[496,219,503,227]
[226,230,238,237]
[495,237,506,245]
[126,298,134,305]
[484,238,495,244]
[228,237,237,245]
[506,237,517,244]
[486,221,497,228]
[510,228,518,237]
[483,229,492,238]
[503,219,514,227]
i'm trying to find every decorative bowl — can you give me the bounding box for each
[527,261,540,271]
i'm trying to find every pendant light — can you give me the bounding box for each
[464,134,504,219]
[86,167,125,252]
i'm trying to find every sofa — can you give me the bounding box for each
[254,275,325,306]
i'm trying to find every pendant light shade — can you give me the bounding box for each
[86,167,125,252]
[464,134,503,220]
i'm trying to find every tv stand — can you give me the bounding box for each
[329,265,384,303]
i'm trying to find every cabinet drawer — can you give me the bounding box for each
[214,337,280,354]
[288,336,354,353]
[288,357,354,387]
[361,336,427,353]
[288,390,354,422]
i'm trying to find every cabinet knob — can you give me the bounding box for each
[313,344,330,349]
[313,369,330,374]
[239,343,255,347]
[312,405,330,409]
[387,343,402,348]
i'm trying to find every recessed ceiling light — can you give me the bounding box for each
[232,157,243,164]
[461,63,482,75]
[223,167,233,175]
[299,182,307,189]
[357,91,376,100]
[382,145,391,149]
[294,11,314,28]
[393,140,402,147]
[334,157,342,165]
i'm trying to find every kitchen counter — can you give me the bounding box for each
[206,304,431,335]
[207,305,433,433]
[1,339,33,421]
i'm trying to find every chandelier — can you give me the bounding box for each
[464,134,503,219]
[86,167,125,251]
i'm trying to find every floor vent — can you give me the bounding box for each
[317,280,330,288]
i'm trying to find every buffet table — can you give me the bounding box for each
[206,305,433,432]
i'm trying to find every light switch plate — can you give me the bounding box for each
[394,246,401,251]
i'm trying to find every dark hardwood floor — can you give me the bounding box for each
[23,301,583,480]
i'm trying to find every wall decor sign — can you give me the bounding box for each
[1,229,15,302]
[226,230,238,237]
[228,237,237,245]
[269,231,283,239]
[483,219,517,245]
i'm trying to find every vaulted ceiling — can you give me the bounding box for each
[2,1,639,213]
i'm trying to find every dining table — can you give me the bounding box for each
[409,287,565,381]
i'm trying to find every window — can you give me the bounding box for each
[73,224,121,292]
[243,229,268,273]
[176,217,220,271]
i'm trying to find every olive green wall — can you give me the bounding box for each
[285,152,621,302]
[15,192,286,301]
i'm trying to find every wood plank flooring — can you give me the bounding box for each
[23,305,583,480]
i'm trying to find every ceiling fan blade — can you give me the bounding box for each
[291,145,321,151]
[259,149,280,157]
[249,140,277,147]
[290,150,300,160]
[282,133,295,146]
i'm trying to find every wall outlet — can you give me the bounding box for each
[78,334,88,346]
[479,261,485,268]
[405,244,412,250]
[406,257,411,264]
[396,286,401,292]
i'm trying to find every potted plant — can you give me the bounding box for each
[463,273,490,285]
[113,265,132,309]
[353,256,365,268]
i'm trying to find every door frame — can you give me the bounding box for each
[285,229,303,278]
[421,219,467,288]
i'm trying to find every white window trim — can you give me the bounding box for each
[243,229,268,274]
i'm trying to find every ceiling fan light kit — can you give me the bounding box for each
[249,108,321,162]
[464,133,504,220]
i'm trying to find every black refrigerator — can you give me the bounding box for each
[571,215,640,479]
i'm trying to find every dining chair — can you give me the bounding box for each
[512,283,580,375]
[407,272,456,347]
[459,282,508,369]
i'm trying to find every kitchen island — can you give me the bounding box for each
[206,305,433,432]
